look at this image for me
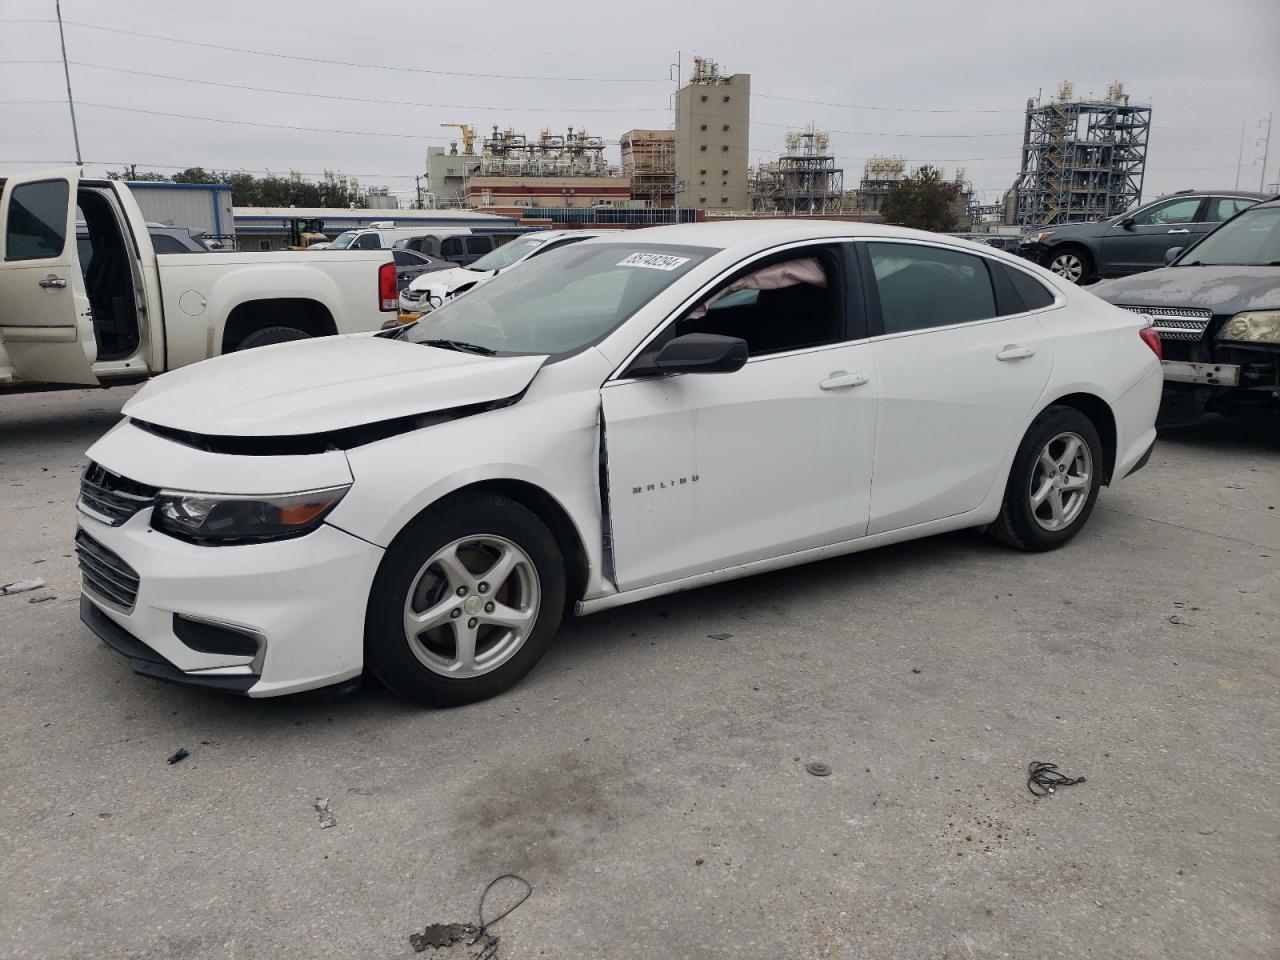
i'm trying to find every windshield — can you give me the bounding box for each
[1179,206,1280,267]
[404,243,713,356]
[467,235,550,272]
[328,231,357,250]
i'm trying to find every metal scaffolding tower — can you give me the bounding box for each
[1015,81,1151,228]
[621,130,676,208]
[750,127,844,214]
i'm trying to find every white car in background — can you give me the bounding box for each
[399,229,600,315]
[77,222,1162,706]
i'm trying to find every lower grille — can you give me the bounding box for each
[1118,304,1213,342]
[76,529,141,612]
[79,461,158,526]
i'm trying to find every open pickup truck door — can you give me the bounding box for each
[0,166,98,385]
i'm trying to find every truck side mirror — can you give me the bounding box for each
[1163,246,1184,265]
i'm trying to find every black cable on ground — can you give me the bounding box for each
[472,874,533,960]
[1027,761,1086,797]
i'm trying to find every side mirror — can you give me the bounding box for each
[629,333,749,377]
[1163,246,1184,265]
[1120,217,1135,230]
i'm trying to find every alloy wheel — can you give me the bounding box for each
[402,535,540,679]
[1049,252,1085,283]
[1029,431,1093,532]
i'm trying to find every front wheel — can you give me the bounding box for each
[1042,247,1093,285]
[365,492,565,707]
[988,406,1104,551]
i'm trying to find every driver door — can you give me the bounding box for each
[0,167,98,385]
[600,242,878,591]
[1101,196,1205,275]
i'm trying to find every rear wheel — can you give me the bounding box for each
[365,492,565,707]
[235,325,310,350]
[988,406,1104,551]
[1042,246,1093,284]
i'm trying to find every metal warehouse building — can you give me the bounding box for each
[124,181,235,244]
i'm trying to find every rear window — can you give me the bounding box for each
[5,179,69,261]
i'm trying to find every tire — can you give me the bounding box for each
[987,406,1104,551]
[1041,246,1093,285]
[235,325,310,351]
[364,491,566,707]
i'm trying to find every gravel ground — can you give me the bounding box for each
[2,386,1276,960]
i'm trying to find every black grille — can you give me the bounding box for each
[79,461,158,526]
[76,529,141,612]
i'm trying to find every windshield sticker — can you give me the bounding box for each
[617,252,691,271]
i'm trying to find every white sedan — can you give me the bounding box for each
[77,222,1162,705]
[398,229,600,316]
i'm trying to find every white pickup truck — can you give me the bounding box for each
[0,166,399,391]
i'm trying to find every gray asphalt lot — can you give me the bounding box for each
[2,386,1277,959]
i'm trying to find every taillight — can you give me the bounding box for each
[1139,325,1162,361]
[378,262,397,312]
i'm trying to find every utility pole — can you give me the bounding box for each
[1234,121,1245,190]
[1258,113,1273,193]
[54,0,82,165]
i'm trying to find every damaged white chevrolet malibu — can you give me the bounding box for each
[77,222,1163,705]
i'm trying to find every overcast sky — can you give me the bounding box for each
[2,0,1277,207]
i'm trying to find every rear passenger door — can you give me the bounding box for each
[861,242,1055,535]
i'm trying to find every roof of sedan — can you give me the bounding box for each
[579,219,971,252]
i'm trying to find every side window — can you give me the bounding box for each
[392,238,409,250]
[1206,197,1256,222]
[1002,265,1056,311]
[1130,197,1201,226]
[868,243,996,334]
[5,179,70,261]
[392,250,414,266]
[441,237,465,258]
[150,234,188,254]
[354,233,381,249]
[465,237,492,255]
[672,247,845,357]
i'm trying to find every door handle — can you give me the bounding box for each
[819,371,869,390]
[996,345,1036,361]
[38,276,68,289]
[1166,228,1190,234]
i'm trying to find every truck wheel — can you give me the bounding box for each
[987,406,1104,552]
[365,491,566,707]
[235,326,310,351]
[1041,246,1093,284]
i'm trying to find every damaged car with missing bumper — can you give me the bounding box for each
[77,222,1161,706]
[1091,195,1280,420]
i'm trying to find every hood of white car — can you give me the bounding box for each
[408,265,494,294]
[123,334,546,437]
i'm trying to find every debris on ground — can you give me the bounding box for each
[805,761,832,777]
[706,633,733,640]
[314,797,337,829]
[28,595,56,604]
[1,578,44,596]
[166,748,189,765]
[1027,760,1086,797]
[1168,614,1187,625]
[911,667,923,674]
[409,874,531,959]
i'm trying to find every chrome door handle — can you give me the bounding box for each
[1167,228,1190,234]
[38,276,67,289]
[819,371,869,390]
[996,345,1036,361]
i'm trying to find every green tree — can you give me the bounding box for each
[880,165,962,232]
[105,166,369,208]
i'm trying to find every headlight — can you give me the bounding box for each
[1024,230,1055,245]
[1218,310,1280,344]
[152,486,350,544]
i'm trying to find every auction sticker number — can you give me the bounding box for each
[617,252,691,271]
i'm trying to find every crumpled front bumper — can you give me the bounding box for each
[77,509,384,698]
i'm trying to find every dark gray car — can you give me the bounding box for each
[1091,197,1280,419]
[1018,190,1268,284]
